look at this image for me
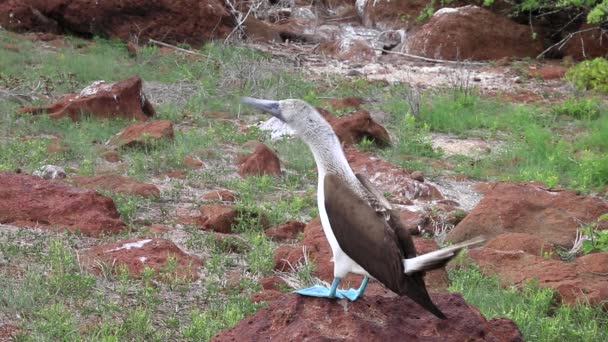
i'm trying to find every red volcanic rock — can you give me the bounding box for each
[406,6,543,61]
[0,172,125,237]
[212,293,523,341]
[148,223,171,235]
[563,24,608,60]
[319,108,390,146]
[527,63,569,80]
[357,0,443,29]
[250,289,283,303]
[317,39,377,62]
[165,170,186,179]
[242,16,282,42]
[345,146,443,201]
[485,233,556,258]
[202,190,236,202]
[470,247,608,308]
[274,218,448,294]
[71,174,160,198]
[259,275,287,291]
[323,97,364,110]
[237,143,281,177]
[20,77,155,121]
[101,150,121,163]
[199,205,238,234]
[399,209,429,235]
[0,1,233,46]
[46,137,69,154]
[447,182,608,247]
[264,220,305,241]
[183,156,204,169]
[107,120,174,148]
[81,238,201,282]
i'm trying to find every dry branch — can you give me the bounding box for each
[372,48,487,65]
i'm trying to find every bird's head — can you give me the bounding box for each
[242,97,334,143]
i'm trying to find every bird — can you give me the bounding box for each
[242,97,484,319]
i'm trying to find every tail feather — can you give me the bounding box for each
[403,236,484,275]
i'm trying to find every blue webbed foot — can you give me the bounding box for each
[295,277,344,299]
[338,276,369,301]
[295,285,345,299]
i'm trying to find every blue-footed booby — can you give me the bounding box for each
[242,97,484,319]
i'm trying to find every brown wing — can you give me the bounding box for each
[325,174,447,319]
[355,173,392,211]
[323,174,405,294]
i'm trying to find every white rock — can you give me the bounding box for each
[33,165,66,180]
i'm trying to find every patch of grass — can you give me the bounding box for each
[31,303,81,341]
[449,266,608,342]
[243,231,275,275]
[102,193,152,224]
[552,97,603,120]
[183,296,263,341]
[0,137,62,172]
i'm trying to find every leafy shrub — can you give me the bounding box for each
[580,213,608,254]
[551,98,602,120]
[565,58,608,93]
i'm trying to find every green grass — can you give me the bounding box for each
[449,266,608,342]
[379,88,608,192]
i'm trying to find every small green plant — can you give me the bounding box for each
[356,136,376,151]
[580,214,608,254]
[566,58,608,93]
[552,97,602,120]
[244,231,275,275]
[33,304,81,341]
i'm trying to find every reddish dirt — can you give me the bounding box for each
[71,174,160,198]
[199,205,239,234]
[407,6,543,60]
[527,63,569,80]
[46,137,69,154]
[320,108,390,146]
[107,120,174,148]
[0,172,125,237]
[447,182,608,247]
[345,146,443,202]
[264,220,306,241]
[19,76,155,121]
[259,275,287,291]
[399,209,429,235]
[470,246,608,308]
[81,238,202,282]
[0,0,233,46]
[212,293,523,341]
[243,16,282,42]
[0,322,19,342]
[183,156,204,169]
[322,97,364,110]
[101,150,121,163]
[563,24,608,60]
[237,142,282,177]
[201,190,236,202]
[484,232,557,258]
[358,0,454,29]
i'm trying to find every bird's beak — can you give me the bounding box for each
[241,97,285,122]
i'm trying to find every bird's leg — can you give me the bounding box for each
[338,276,369,301]
[295,277,344,299]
